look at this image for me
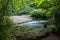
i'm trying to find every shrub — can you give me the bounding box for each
[31,13,48,20]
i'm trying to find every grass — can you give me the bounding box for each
[28,27,43,32]
[14,26,43,36]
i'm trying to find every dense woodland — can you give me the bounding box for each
[0,0,60,40]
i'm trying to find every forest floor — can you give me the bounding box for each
[41,33,60,40]
[11,28,60,40]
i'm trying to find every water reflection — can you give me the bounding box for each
[21,21,44,27]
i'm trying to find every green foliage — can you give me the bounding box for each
[0,0,60,40]
[0,17,14,40]
[0,0,15,40]
[4,0,59,16]
[13,0,60,35]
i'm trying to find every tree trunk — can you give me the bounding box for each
[54,11,60,34]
